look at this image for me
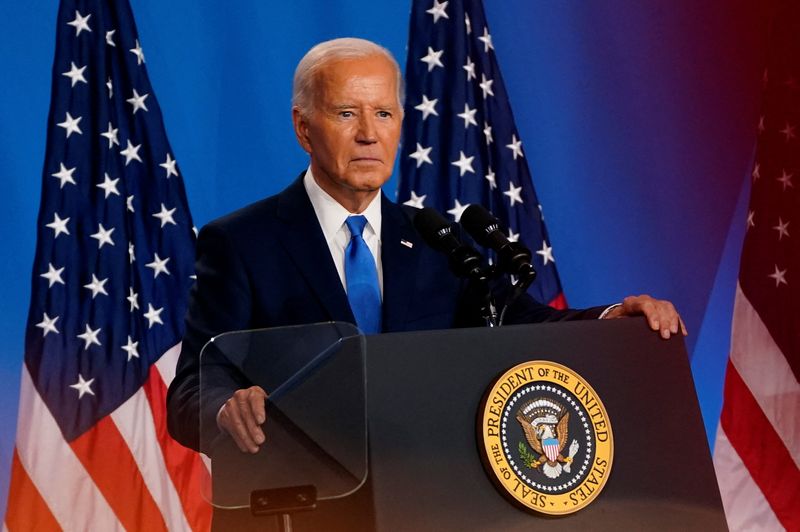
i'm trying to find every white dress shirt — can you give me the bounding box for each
[303,168,383,296]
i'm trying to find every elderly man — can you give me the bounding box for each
[166,37,685,528]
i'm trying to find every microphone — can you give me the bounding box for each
[413,207,487,281]
[460,205,537,284]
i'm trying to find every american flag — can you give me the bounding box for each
[398,0,566,308]
[4,0,211,529]
[713,1,800,530]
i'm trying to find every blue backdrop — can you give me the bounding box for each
[0,0,767,516]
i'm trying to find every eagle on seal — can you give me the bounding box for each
[516,398,580,479]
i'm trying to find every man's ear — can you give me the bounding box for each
[292,107,312,154]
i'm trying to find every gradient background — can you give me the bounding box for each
[0,0,768,517]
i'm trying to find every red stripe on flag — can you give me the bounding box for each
[69,417,168,532]
[548,292,567,310]
[720,360,800,531]
[5,448,61,532]
[143,365,212,532]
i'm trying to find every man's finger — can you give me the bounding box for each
[249,386,268,425]
[222,401,260,453]
[243,389,267,444]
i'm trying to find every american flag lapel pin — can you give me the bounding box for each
[400,239,414,249]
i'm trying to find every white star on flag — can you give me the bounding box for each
[127,195,135,213]
[451,151,475,176]
[479,74,494,98]
[536,241,555,265]
[457,103,478,128]
[66,10,91,36]
[403,191,427,209]
[409,143,433,167]
[69,374,95,399]
[130,39,145,65]
[62,62,87,87]
[779,122,796,141]
[504,182,524,206]
[777,169,794,190]
[160,153,179,178]
[153,203,177,228]
[426,0,449,23]
[447,199,469,222]
[77,323,102,349]
[122,336,139,361]
[414,95,439,120]
[83,274,109,299]
[507,228,520,242]
[128,242,136,264]
[483,122,493,145]
[768,264,788,287]
[127,287,140,311]
[143,303,164,328]
[420,47,444,72]
[90,223,115,248]
[57,112,82,137]
[127,89,149,114]
[100,122,119,148]
[146,253,171,278]
[105,29,116,47]
[120,139,143,165]
[751,162,760,181]
[36,313,60,337]
[106,77,113,98]
[506,134,524,159]
[97,173,120,198]
[51,163,77,188]
[485,167,497,189]
[40,263,65,287]
[464,57,476,80]
[46,213,70,238]
[478,27,494,52]
[773,218,790,240]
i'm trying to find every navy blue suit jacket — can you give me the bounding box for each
[166,174,604,451]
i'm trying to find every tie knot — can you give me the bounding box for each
[346,215,368,238]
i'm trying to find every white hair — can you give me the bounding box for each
[292,37,405,117]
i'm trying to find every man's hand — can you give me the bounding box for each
[602,294,687,339]
[217,385,268,454]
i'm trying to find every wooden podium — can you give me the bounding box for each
[207,318,727,531]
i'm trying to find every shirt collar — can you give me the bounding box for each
[303,167,382,242]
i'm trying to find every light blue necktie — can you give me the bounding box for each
[344,215,382,334]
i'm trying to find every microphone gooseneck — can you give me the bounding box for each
[413,207,487,282]
[460,204,537,285]
[413,207,497,326]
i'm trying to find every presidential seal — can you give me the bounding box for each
[478,361,613,515]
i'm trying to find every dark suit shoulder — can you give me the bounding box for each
[200,173,308,245]
[203,194,279,235]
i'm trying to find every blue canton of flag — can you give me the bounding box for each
[27,0,196,442]
[398,0,566,308]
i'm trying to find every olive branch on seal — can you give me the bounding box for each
[518,441,537,468]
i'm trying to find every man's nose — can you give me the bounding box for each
[355,114,377,143]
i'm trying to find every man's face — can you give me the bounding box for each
[293,54,402,209]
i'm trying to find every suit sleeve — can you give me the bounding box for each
[166,223,254,452]
[492,280,608,324]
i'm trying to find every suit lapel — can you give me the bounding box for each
[381,197,421,331]
[275,175,355,324]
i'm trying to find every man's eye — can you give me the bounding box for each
[377,111,391,118]
[340,111,354,118]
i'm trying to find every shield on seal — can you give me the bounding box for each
[542,438,560,462]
